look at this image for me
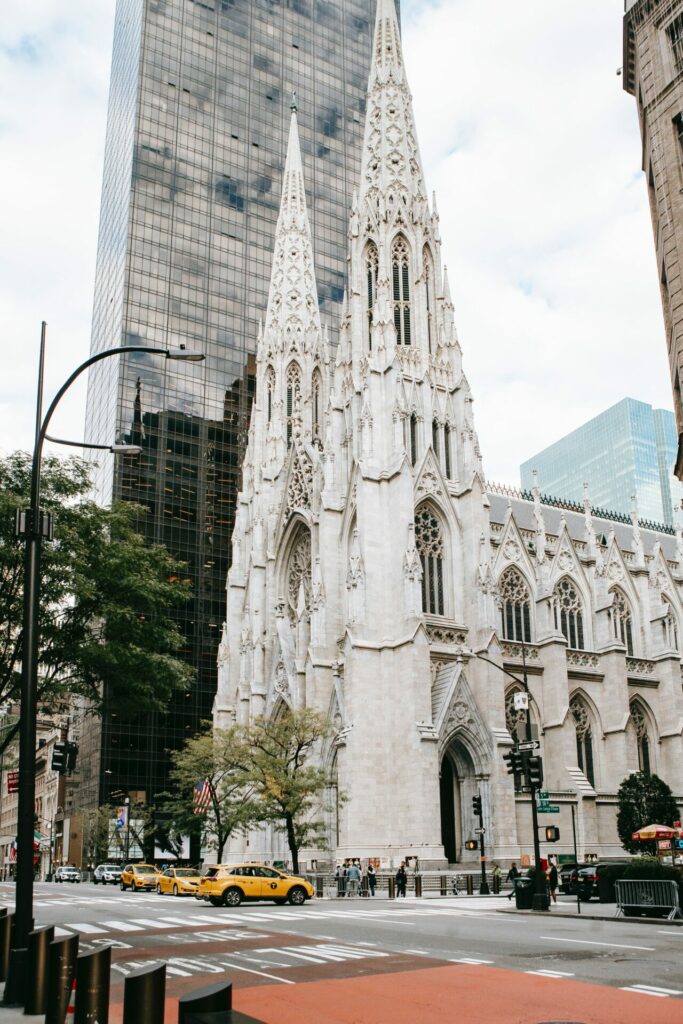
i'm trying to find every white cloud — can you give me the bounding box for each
[0,0,669,485]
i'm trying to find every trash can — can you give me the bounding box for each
[514,877,534,910]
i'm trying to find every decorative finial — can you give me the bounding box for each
[290,91,297,113]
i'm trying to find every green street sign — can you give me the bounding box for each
[538,804,559,814]
[536,791,549,801]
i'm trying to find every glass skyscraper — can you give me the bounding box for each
[81,0,380,815]
[520,398,683,527]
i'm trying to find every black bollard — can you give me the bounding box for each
[76,944,111,1024]
[387,877,396,899]
[0,913,13,983]
[315,876,324,899]
[440,875,447,897]
[466,874,474,895]
[25,925,55,1015]
[46,933,79,1024]
[178,980,232,1023]
[414,874,422,898]
[123,962,166,1024]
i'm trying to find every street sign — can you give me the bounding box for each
[517,740,540,752]
[537,804,559,814]
[674,838,683,850]
[7,772,18,794]
[513,692,529,711]
[536,791,549,800]
[474,827,486,835]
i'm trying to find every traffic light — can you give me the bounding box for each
[51,741,67,775]
[472,795,482,817]
[545,826,560,842]
[527,755,543,788]
[465,839,478,851]
[503,748,526,790]
[65,742,78,774]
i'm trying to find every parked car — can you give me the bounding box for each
[93,864,122,885]
[120,863,159,891]
[55,866,81,883]
[157,867,202,897]
[559,863,579,894]
[575,861,630,902]
[197,863,314,907]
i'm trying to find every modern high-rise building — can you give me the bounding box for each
[80,0,380,816]
[623,0,683,477]
[520,397,683,526]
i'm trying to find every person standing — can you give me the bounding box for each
[396,861,407,898]
[367,863,376,897]
[506,862,520,901]
[548,860,558,904]
[346,860,361,897]
[335,864,345,897]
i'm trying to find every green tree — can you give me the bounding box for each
[616,772,680,854]
[246,708,336,873]
[161,725,258,862]
[0,452,193,753]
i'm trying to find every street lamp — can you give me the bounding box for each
[5,325,204,1005]
[457,645,548,913]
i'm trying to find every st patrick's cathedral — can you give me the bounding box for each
[214,0,683,867]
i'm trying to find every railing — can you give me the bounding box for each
[615,878,682,920]
[501,642,540,662]
[566,650,600,670]
[625,657,656,677]
[305,870,505,899]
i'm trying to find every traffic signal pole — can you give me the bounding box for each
[473,795,490,895]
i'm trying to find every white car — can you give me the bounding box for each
[55,866,81,883]
[93,863,122,885]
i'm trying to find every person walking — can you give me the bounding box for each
[346,860,361,897]
[506,862,520,901]
[548,860,558,904]
[367,863,376,897]
[396,861,407,898]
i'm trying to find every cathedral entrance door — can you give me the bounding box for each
[439,740,477,865]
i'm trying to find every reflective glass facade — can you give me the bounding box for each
[83,0,380,812]
[520,398,683,527]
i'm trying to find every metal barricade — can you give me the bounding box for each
[615,879,682,920]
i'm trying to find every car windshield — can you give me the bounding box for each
[132,865,156,874]
[101,865,119,870]
[175,869,200,878]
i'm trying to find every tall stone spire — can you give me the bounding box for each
[262,106,321,348]
[358,0,427,212]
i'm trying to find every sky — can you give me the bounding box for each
[0,0,671,485]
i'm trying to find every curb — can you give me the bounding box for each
[499,908,683,926]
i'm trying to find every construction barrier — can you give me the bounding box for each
[615,878,682,920]
[45,933,79,1024]
[25,924,55,1015]
[122,962,166,1024]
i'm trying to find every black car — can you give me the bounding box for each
[559,862,579,894]
[575,861,630,902]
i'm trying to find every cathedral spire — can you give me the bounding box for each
[359,0,427,214]
[261,106,321,346]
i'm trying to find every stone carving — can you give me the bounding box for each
[566,650,599,669]
[416,467,443,499]
[500,641,540,662]
[557,548,574,572]
[503,539,521,562]
[425,624,467,646]
[287,531,311,616]
[625,657,655,677]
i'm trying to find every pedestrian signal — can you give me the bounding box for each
[465,839,478,851]
[545,826,560,842]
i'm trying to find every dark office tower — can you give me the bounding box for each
[82,0,381,815]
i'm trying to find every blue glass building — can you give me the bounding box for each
[520,398,683,527]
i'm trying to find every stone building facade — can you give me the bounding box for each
[214,0,683,867]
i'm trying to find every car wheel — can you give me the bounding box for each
[93,878,98,885]
[288,886,306,906]
[209,896,223,907]
[274,897,287,905]
[156,884,162,895]
[173,884,179,897]
[120,881,126,891]
[222,887,243,908]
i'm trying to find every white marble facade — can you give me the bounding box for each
[214,0,683,867]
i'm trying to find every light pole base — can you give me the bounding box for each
[531,893,549,912]
[3,947,28,1006]
[479,882,490,895]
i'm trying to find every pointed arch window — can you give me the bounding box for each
[499,566,532,643]
[409,413,418,465]
[424,247,435,353]
[554,578,584,650]
[662,597,679,652]
[312,368,322,443]
[570,695,595,786]
[287,527,311,618]
[265,366,275,424]
[415,503,445,615]
[285,363,301,448]
[392,236,411,345]
[610,588,634,656]
[444,423,452,479]
[365,243,378,351]
[629,700,651,775]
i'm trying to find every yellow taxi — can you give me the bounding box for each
[120,863,159,891]
[156,866,202,897]
[197,863,314,907]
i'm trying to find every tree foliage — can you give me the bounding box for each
[0,452,194,753]
[161,725,258,862]
[616,772,680,854]
[246,708,335,873]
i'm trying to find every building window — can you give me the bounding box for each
[570,695,595,787]
[392,236,411,345]
[287,528,311,617]
[444,423,452,479]
[286,363,301,448]
[432,419,439,458]
[415,503,445,615]
[554,578,584,650]
[610,588,634,656]
[312,369,321,442]
[630,700,651,775]
[499,566,532,643]
[410,413,418,465]
[662,597,679,651]
[424,247,434,353]
[667,13,683,73]
[365,243,378,350]
[265,366,275,424]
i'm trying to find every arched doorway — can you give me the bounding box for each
[440,739,479,865]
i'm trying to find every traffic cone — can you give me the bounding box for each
[66,976,76,1018]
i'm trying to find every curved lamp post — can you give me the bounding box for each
[4,325,204,1004]
[457,645,548,913]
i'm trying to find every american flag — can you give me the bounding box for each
[193,779,213,815]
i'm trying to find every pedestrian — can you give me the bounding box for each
[335,863,346,897]
[491,861,502,893]
[548,860,558,904]
[346,860,361,897]
[367,863,376,897]
[396,861,407,898]
[506,862,520,901]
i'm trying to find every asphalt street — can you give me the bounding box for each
[1,882,681,1022]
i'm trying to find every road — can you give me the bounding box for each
[1,882,682,1022]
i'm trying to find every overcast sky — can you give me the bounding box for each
[0,0,670,484]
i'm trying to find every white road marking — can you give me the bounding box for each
[630,984,683,996]
[404,948,430,955]
[620,987,669,997]
[539,935,655,951]
[525,970,575,979]
[215,959,295,984]
[102,920,144,932]
[70,923,107,934]
[449,957,493,965]
[157,916,193,926]
[131,918,167,929]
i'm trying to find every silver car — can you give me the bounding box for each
[93,863,122,885]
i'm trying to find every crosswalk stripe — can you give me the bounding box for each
[260,947,328,963]
[157,916,194,926]
[620,987,669,998]
[101,920,143,932]
[71,923,107,934]
[131,919,166,929]
[630,984,683,996]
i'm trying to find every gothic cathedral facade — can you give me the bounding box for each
[215,0,683,867]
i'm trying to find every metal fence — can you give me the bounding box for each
[615,878,682,920]
[304,870,505,899]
